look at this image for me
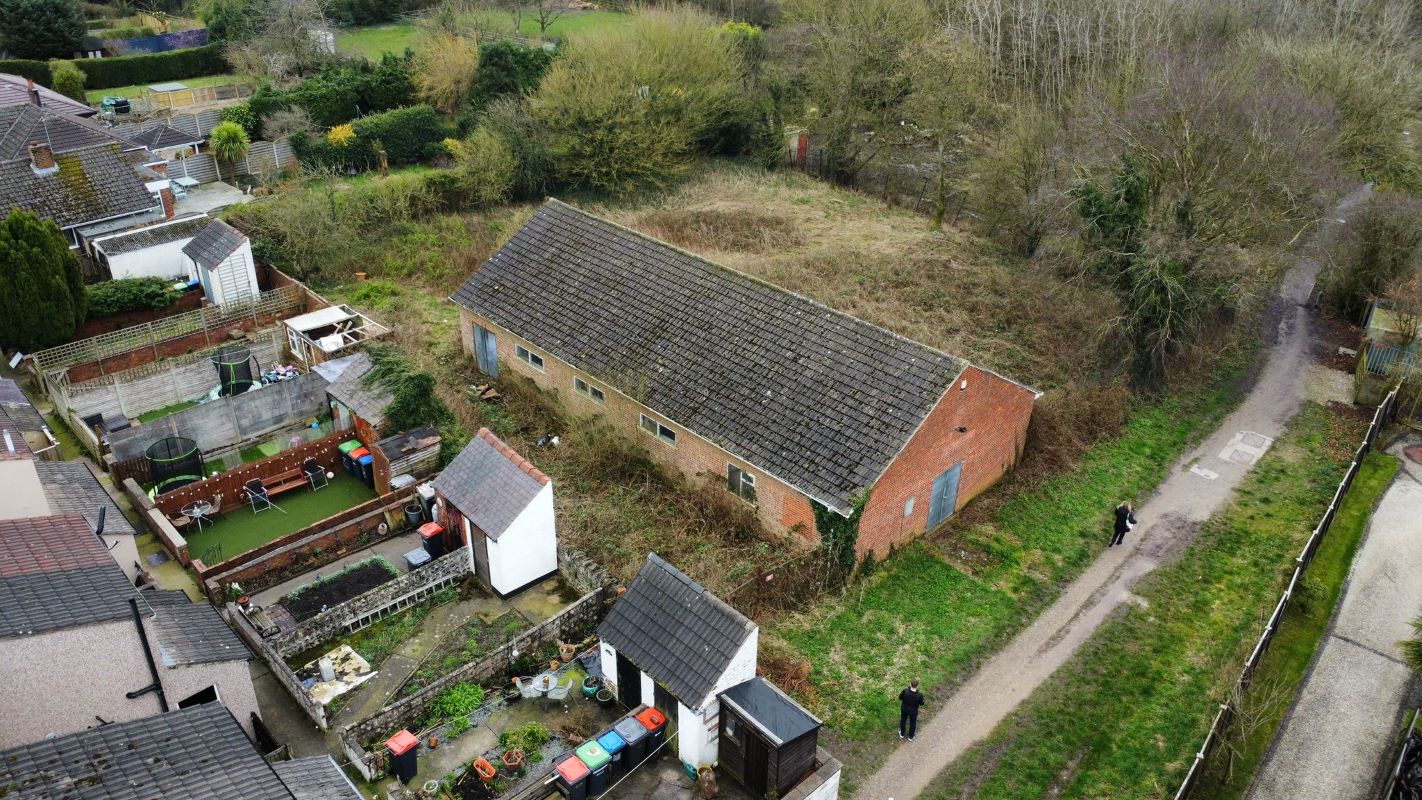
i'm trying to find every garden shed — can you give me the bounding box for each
[432,428,556,597]
[91,214,210,281]
[598,553,758,770]
[283,305,390,365]
[181,219,258,306]
[719,676,823,797]
[319,352,394,444]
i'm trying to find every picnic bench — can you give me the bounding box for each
[262,467,308,498]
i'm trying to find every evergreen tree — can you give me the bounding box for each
[0,211,87,350]
[0,0,86,60]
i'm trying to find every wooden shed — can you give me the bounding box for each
[718,676,823,797]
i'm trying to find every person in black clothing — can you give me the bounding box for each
[899,679,925,740]
[1110,500,1137,547]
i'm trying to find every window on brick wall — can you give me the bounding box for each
[727,463,757,504]
[903,497,915,518]
[573,376,605,403]
[514,344,545,371]
[639,413,676,445]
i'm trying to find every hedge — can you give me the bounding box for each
[74,43,228,89]
[0,59,53,87]
[291,104,448,169]
[248,53,415,128]
[86,277,179,317]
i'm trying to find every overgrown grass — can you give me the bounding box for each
[922,403,1366,799]
[772,379,1242,742]
[1191,448,1399,800]
[335,12,627,59]
[332,587,456,667]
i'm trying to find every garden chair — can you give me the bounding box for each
[245,479,273,513]
[303,458,328,491]
[209,492,225,520]
[516,677,542,702]
[166,512,191,532]
[546,676,574,710]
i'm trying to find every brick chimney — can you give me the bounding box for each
[26,77,40,107]
[159,185,175,219]
[28,142,55,173]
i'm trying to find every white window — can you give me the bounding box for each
[515,344,545,371]
[573,376,605,403]
[640,414,676,445]
[903,497,915,518]
[727,463,757,504]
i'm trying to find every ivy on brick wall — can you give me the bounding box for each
[814,491,868,586]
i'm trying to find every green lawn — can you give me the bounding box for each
[137,400,198,424]
[183,471,375,565]
[923,403,1366,799]
[86,73,236,102]
[773,379,1244,743]
[336,24,418,60]
[1191,449,1399,799]
[335,10,627,58]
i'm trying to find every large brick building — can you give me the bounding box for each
[451,200,1039,557]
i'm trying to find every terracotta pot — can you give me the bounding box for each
[428,736,438,749]
[473,758,496,783]
[558,643,576,661]
[501,749,525,769]
[237,595,251,609]
[549,659,560,671]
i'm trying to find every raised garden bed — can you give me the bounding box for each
[283,556,400,621]
[399,610,532,699]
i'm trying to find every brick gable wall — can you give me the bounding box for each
[857,365,1035,556]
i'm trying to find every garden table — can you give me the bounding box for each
[180,500,214,533]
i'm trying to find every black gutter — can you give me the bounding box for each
[126,597,169,712]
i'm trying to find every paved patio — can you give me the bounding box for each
[174,181,253,216]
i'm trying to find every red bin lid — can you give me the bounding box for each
[555,755,589,782]
[635,707,666,729]
[385,730,419,756]
[418,522,444,538]
[349,447,370,459]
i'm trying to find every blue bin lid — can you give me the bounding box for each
[597,730,626,754]
[613,717,647,743]
[358,454,373,465]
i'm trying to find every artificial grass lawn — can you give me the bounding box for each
[183,471,375,564]
[334,11,626,58]
[136,400,198,423]
[773,380,1243,741]
[86,73,235,102]
[923,403,1366,799]
[1191,449,1399,799]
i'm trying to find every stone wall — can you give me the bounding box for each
[124,477,191,565]
[782,748,843,800]
[271,549,471,659]
[227,602,330,730]
[557,547,615,596]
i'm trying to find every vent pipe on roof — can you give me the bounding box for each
[2,429,13,454]
[95,506,107,537]
[126,598,170,713]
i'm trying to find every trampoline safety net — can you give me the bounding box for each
[211,346,258,396]
[146,436,204,494]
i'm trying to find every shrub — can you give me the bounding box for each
[72,43,228,89]
[441,126,515,206]
[422,682,485,726]
[467,40,554,113]
[261,107,315,140]
[209,120,251,163]
[219,103,260,138]
[327,123,356,148]
[102,25,156,39]
[86,277,179,317]
[48,59,85,102]
[1326,192,1422,321]
[352,104,450,164]
[0,210,87,349]
[0,0,86,60]
[498,722,550,758]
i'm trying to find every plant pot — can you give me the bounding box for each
[549,659,560,671]
[501,749,524,769]
[581,676,600,698]
[558,643,576,661]
[596,687,614,706]
[428,736,438,749]
[237,595,250,609]
[473,757,496,783]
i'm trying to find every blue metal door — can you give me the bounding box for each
[927,462,963,528]
[474,326,498,376]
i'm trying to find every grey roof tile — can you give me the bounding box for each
[0,103,142,159]
[32,460,137,538]
[451,200,967,512]
[0,75,95,117]
[181,218,247,269]
[0,514,136,637]
[128,124,202,151]
[597,553,755,710]
[324,352,394,427]
[0,143,157,230]
[273,755,364,800]
[720,676,821,746]
[432,428,548,541]
[151,601,249,667]
[93,214,209,256]
[0,703,295,799]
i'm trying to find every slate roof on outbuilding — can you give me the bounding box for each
[94,214,209,256]
[182,218,247,269]
[433,427,548,541]
[0,514,136,637]
[273,755,365,800]
[32,460,138,538]
[323,351,395,427]
[129,123,203,151]
[451,199,968,513]
[151,600,249,667]
[0,143,157,230]
[0,703,296,799]
[598,553,756,710]
[721,676,822,746]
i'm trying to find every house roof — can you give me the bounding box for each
[720,676,822,747]
[32,460,138,538]
[0,413,33,460]
[0,378,45,434]
[273,756,364,800]
[182,218,247,269]
[150,601,249,666]
[0,143,158,230]
[284,305,357,333]
[129,123,203,151]
[93,213,209,256]
[0,703,296,799]
[0,103,142,159]
[597,553,756,709]
[323,351,394,427]
[451,200,969,513]
[0,514,137,637]
[432,428,548,541]
[0,74,95,117]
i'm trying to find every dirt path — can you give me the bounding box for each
[853,186,1373,800]
[1248,437,1422,800]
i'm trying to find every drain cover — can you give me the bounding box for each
[146,551,170,567]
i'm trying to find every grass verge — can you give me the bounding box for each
[922,403,1365,799]
[1191,448,1398,799]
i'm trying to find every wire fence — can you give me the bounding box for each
[1383,709,1421,799]
[1172,385,1400,799]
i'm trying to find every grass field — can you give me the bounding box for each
[1191,448,1399,799]
[921,403,1366,799]
[183,471,375,564]
[335,10,627,59]
[86,73,235,102]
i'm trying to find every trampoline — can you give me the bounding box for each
[211,346,258,396]
[146,437,205,494]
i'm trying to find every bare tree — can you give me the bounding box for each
[532,0,565,34]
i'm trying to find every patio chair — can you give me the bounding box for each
[302,458,328,491]
[210,492,225,520]
[244,479,273,513]
[516,677,542,702]
[546,676,574,710]
[166,513,191,532]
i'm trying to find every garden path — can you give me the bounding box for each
[1248,436,1422,800]
[853,185,1373,800]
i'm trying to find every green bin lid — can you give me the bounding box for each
[339,440,363,453]
[575,741,610,769]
